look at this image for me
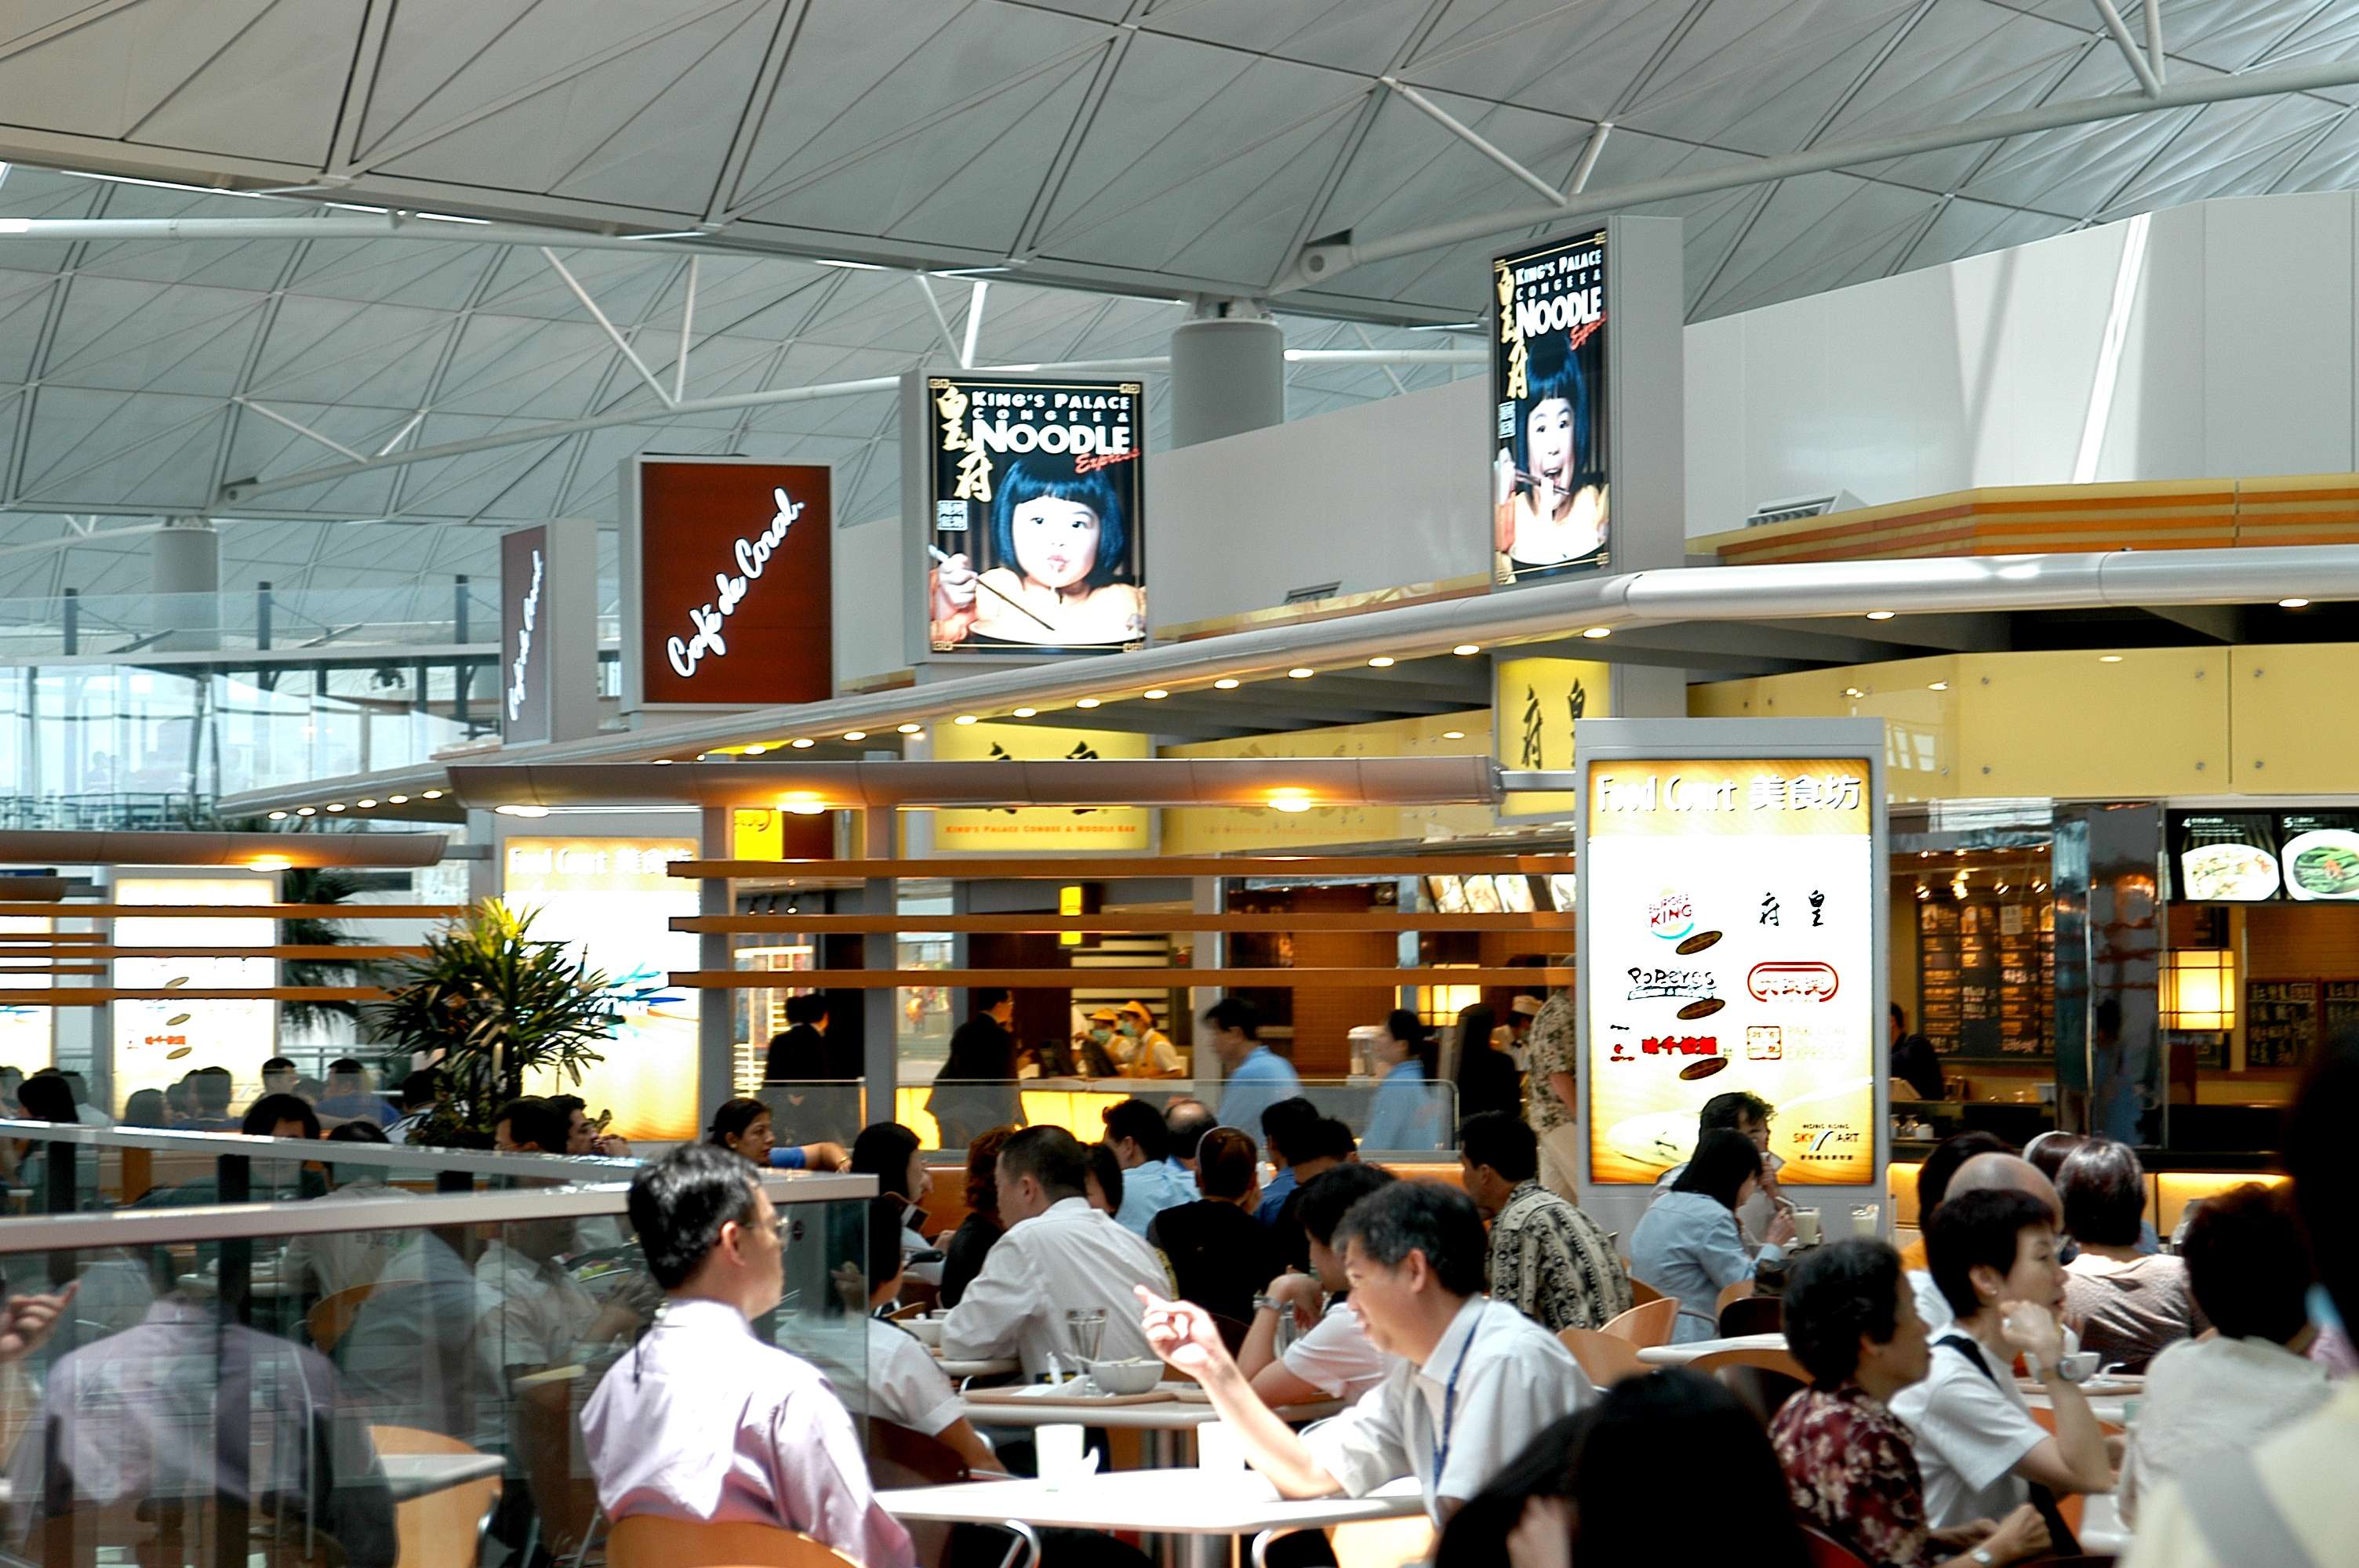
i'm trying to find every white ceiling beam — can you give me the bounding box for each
[540,247,678,410]
[2090,0,2164,97]
[1379,78,1568,207]
[1276,48,2359,292]
[2143,0,2167,85]
[234,399,364,463]
[960,280,988,371]
[674,254,700,404]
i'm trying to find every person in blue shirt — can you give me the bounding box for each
[1164,1098,1212,1178]
[1207,996,1301,1145]
[1254,1098,1324,1225]
[1360,1009,1445,1152]
[1102,1097,1196,1236]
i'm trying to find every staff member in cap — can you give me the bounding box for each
[1110,1001,1182,1078]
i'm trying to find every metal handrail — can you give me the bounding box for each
[0,1118,643,1181]
[0,1168,874,1250]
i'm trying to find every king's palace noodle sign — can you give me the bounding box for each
[1585,758,1877,1185]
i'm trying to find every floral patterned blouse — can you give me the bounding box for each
[1771,1381,1933,1568]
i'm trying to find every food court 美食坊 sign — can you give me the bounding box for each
[619,457,834,710]
[1581,754,1879,1187]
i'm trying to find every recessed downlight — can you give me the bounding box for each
[1580,626,1611,640]
[1441,730,1466,740]
[422,789,444,799]
[1143,688,1169,700]
[842,731,867,742]
[790,737,815,749]
[1269,788,1314,814]
[1866,610,1896,621]
[1287,667,1314,680]
[1076,697,1102,709]
[325,803,346,812]
[1452,644,1481,656]
[954,714,979,725]
[388,794,409,804]
[1368,656,1395,668]
[267,810,288,821]
[2099,654,2124,663]
[1010,709,1037,719]
[357,799,378,808]
[296,807,316,816]
[2281,597,2311,608]
[896,722,922,734]
[1214,678,1241,690]
[744,743,768,756]
[1928,682,1948,691]
[496,804,549,818]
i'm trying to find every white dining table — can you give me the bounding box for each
[879,1470,1423,1568]
[1634,1332,1788,1367]
[936,1354,1023,1381]
[961,1394,1345,1468]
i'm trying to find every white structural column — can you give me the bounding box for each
[699,804,736,1121]
[151,517,220,651]
[1169,299,1285,450]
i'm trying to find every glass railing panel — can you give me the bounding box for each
[879,1075,1462,1155]
[0,1169,872,1568]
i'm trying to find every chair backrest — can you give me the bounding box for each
[1329,1516,1435,1568]
[1626,1276,1666,1307]
[1800,1523,1870,1568]
[1718,1294,1784,1338]
[1598,1297,1677,1348]
[1715,1279,1756,1313]
[308,1281,380,1353]
[369,1424,502,1568]
[865,1417,973,1490]
[1686,1345,1809,1379]
[1687,1346,1811,1427]
[514,1377,602,1562]
[609,1516,860,1568]
[1558,1327,1648,1387]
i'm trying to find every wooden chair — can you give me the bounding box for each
[609,1518,862,1568]
[307,1281,380,1354]
[1718,1294,1784,1338]
[369,1425,502,1568]
[1558,1327,1648,1386]
[1688,1345,1809,1425]
[887,1301,929,1322]
[514,1377,602,1565]
[1329,1517,1434,1568]
[1627,1276,1666,1308]
[1715,1279,1755,1313]
[1598,1298,1677,1348]
[1800,1523,1870,1568]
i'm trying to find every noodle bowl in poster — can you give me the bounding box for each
[1493,230,1609,583]
[925,377,1146,655]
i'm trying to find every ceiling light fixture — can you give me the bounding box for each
[296,807,316,816]
[1288,667,1314,680]
[1928,682,1948,691]
[267,810,288,821]
[388,794,409,804]
[1843,688,1864,699]
[496,804,549,818]
[2099,654,2124,663]
[653,759,674,766]
[1442,730,1466,740]
[1866,610,1896,622]
[897,723,922,734]
[1580,626,1612,640]
[357,799,378,808]
[744,744,768,756]
[1214,678,1241,690]
[787,738,813,749]
[1452,644,1481,656]
[781,793,828,816]
[1011,708,1037,719]
[2281,597,2310,608]
[325,803,346,812]
[1368,656,1395,668]
[842,731,867,742]
[1269,789,1314,814]
[1076,697,1102,709]
[1143,688,1169,700]
[422,789,444,800]
[954,714,979,724]
[249,855,293,872]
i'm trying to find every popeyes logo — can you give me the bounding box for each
[1747,961,1840,1003]
[666,488,807,680]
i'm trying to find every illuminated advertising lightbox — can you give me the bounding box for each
[913,374,1146,659]
[1583,755,1878,1186]
[1493,228,1609,584]
[1495,655,1611,820]
[0,916,56,1072]
[503,838,698,1141]
[619,459,834,710]
[114,876,276,1109]
[927,719,1151,854]
[500,524,550,743]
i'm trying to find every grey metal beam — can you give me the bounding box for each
[2144,604,2243,642]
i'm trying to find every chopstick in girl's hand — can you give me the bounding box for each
[928,543,1058,632]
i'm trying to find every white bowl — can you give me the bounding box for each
[903,1317,944,1347]
[1087,1357,1163,1395]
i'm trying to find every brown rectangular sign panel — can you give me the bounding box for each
[633,460,834,708]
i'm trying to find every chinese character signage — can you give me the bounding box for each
[911,374,1146,658]
[619,458,834,710]
[1493,228,1609,584]
[1495,655,1611,820]
[928,720,1151,854]
[503,837,698,1140]
[1583,757,1877,1185]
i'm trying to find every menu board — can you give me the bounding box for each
[1914,892,2054,1062]
[1584,758,1877,1185]
[2246,980,2321,1069]
[2323,982,2359,1054]
[2169,810,2359,902]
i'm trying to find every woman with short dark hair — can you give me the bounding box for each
[2058,1138,2205,1370]
[1626,1128,1796,1341]
[2117,1183,2330,1524]
[939,1124,1018,1309]
[1774,1239,2050,1567]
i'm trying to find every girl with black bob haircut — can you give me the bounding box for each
[1495,333,1607,575]
[930,454,1143,648]
[1434,1370,1807,1568]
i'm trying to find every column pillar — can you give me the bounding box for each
[699,805,737,1120]
[151,519,220,652]
[1169,299,1285,449]
[861,808,898,1130]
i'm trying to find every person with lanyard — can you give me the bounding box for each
[1891,1189,2114,1557]
[580,1144,912,1568]
[1134,1180,1592,1523]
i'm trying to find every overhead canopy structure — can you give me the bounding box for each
[5,2,2359,603]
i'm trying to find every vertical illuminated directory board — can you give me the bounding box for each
[1576,720,1887,1196]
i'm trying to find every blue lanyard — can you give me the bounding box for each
[1430,1314,1482,1487]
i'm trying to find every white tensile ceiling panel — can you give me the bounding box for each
[0,2,2357,595]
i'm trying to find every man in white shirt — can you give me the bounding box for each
[1890,1189,2113,1539]
[1101,1098,1195,1236]
[1908,1151,2064,1335]
[581,1144,911,1567]
[942,1125,1169,1376]
[1138,1180,1594,1523]
[1238,1163,1399,1406]
[841,1196,998,1472]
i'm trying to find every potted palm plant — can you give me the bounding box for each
[370,900,618,1147]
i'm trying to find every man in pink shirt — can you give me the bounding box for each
[582,1144,913,1568]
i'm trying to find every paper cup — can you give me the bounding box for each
[1197,1419,1248,1473]
[1038,1423,1089,1487]
[1791,1208,1822,1247]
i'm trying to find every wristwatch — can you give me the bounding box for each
[2033,1354,2090,1384]
[1251,1295,1282,1315]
